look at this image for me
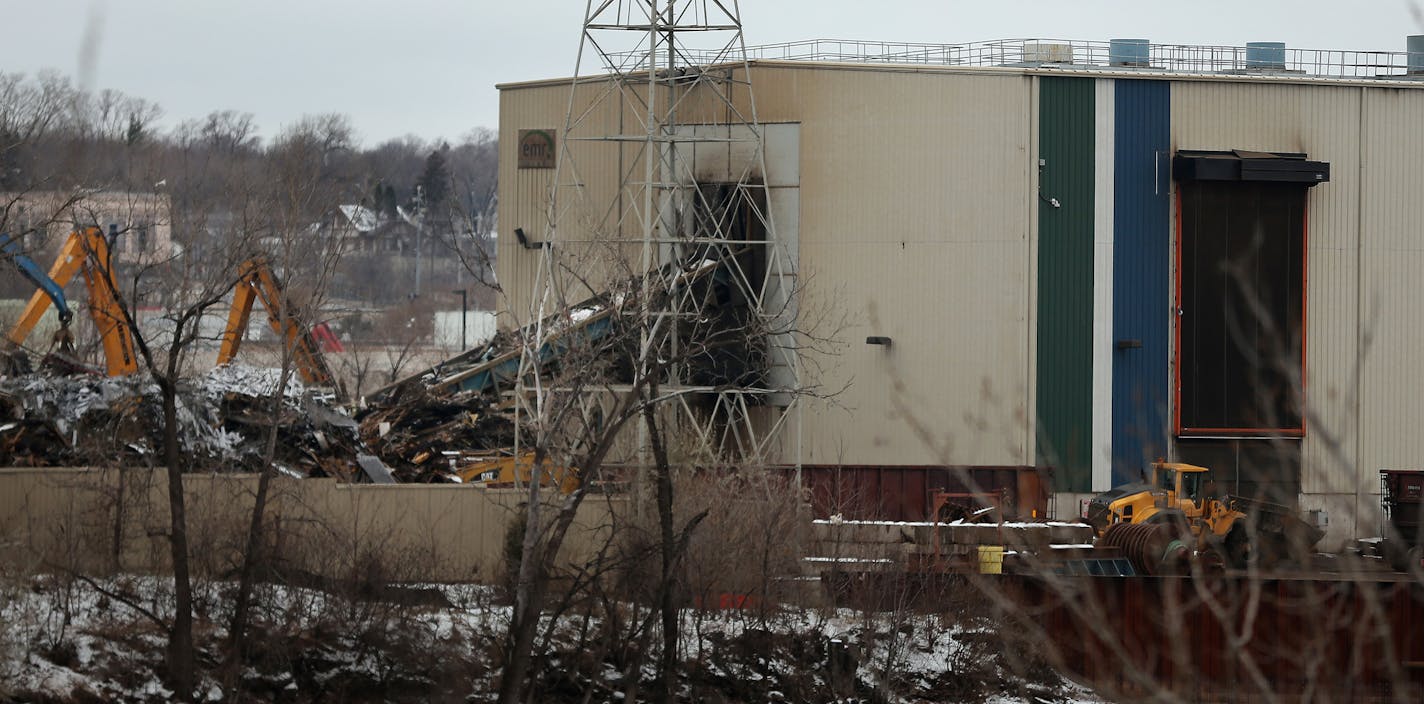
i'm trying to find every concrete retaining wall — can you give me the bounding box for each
[0,467,621,583]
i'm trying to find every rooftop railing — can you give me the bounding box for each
[610,38,1424,81]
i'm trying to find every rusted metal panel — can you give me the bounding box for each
[791,465,1052,521]
[1007,575,1424,700]
[900,470,928,521]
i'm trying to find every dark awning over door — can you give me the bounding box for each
[1173,149,1330,186]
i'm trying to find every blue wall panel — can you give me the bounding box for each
[1111,80,1170,484]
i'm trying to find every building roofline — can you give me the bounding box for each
[499,36,1424,91]
[498,57,1424,92]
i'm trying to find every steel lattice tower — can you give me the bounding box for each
[514,0,802,476]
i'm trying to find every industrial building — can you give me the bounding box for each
[496,37,1424,549]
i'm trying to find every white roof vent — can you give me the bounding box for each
[1023,42,1074,64]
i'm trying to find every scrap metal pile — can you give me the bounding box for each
[0,365,356,476]
[0,258,705,481]
[356,382,514,482]
[0,362,515,483]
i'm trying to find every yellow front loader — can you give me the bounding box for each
[1087,461,1266,568]
[1087,458,1321,570]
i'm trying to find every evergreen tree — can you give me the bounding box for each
[125,114,146,146]
[382,184,398,218]
[417,148,451,208]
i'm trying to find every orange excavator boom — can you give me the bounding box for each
[218,258,343,397]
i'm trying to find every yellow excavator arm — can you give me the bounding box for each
[218,258,342,395]
[6,227,137,377]
[7,231,89,347]
[78,234,138,377]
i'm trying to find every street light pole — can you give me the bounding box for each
[452,288,467,349]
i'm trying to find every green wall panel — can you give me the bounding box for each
[1036,77,1095,492]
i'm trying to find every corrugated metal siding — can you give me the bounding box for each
[497,84,558,320]
[1358,88,1424,499]
[1167,79,1367,538]
[1111,79,1170,485]
[747,65,1036,468]
[1090,79,1115,491]
[501,66,1039,470]
[1036,76,1096,491]
[497,80,641,324]
[1169,82,1364,523]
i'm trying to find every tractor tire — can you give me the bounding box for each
[1198,543,1229,573]
[1145,510,1193,542]
[1225,524,1255,570]
[1386,541,1422,573]
[1385,539,1405,572]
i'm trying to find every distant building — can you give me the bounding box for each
[3,189,173,265]
[433,310,497,350]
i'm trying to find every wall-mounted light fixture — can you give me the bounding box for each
[865,336,892,346]
[514,227,549,250]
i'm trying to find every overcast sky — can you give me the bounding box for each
[2,1,1420,147]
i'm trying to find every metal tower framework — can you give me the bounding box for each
[516,0,801,472]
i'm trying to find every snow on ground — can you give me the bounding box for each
[0,574,1100,703]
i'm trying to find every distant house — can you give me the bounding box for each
[339,204,379,234]
[332,204,417,254]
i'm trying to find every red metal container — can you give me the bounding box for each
[1382,469,1424,546]
[787,464,1054,522]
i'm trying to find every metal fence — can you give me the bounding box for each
[613,38,1423,80]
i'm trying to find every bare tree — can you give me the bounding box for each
[60,123,270,699]
[224,113,355,672]
[480,220,841,702]
[173,109,260,155]
[437,129,499,292]
[0,71,85,244]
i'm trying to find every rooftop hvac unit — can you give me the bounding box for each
[1109,38,1151,67]
[1245,41,1287,70]
[1023,42,1074,64]
[1410,35,1424,75]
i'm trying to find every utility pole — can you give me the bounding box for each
[414,185,425,295]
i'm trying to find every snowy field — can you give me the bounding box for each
[0,574,1102,703]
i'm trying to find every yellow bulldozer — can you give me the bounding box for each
[1086,461,1323,569]
[455,451,580,494]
